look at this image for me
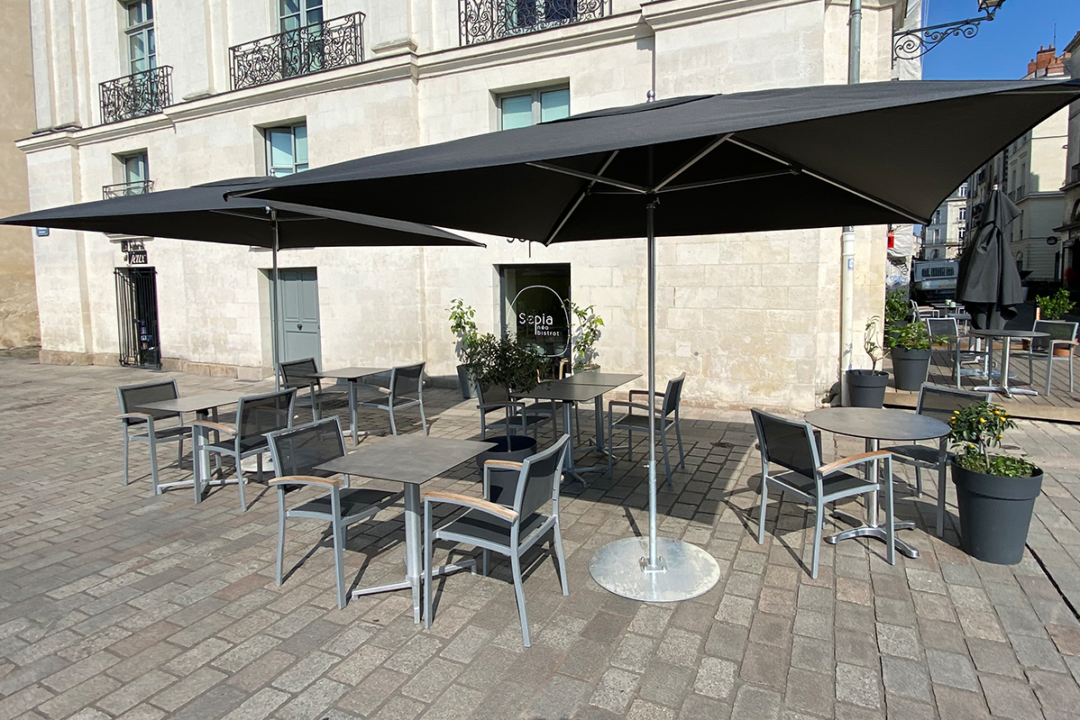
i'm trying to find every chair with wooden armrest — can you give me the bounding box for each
[752,408,896,579]
[266,417,402,609]
[423,434,571,647]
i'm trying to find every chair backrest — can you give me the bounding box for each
[266,417,346,480]
[512,434,571,521]
[662,374,686,418]
[925,317,958,338]
[236,388,296,441]
[390,363,424,400]
[279,358,319,390]
[475,383,511,415]
[1034,320,1079,344]
[751,409,821,480]
[910,299,921,322]
[915,383,991,423]
[117,380,181,424]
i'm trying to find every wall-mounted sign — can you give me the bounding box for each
[34,227,49,237]
[511,284,570,357]
[123,239,148,265]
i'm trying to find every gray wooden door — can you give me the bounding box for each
[278,269,322,366]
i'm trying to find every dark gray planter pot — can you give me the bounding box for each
[456,364,475,400]
[890,348,931,391]
[951,461,1043,565]
[846,370,889,408]
[475,435,537,505]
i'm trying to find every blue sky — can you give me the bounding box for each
[922,0,1080,80]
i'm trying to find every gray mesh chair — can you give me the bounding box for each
[266,417,402,609]
[359,362,428,436]
[191,388,296,511]
[925,317,988,387]
[879,383,990,537]
[752,408,895,579]
[117,380,192,495]
[475,383,550,440]
[279,358,349,420]
[606,374,686,488]
[423,434,571,647]
[1013,320,1077,395]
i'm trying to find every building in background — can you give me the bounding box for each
[0,0,39,349]
[921,183,969,261]
[1056,31,1080,292]
[18,0,908,412]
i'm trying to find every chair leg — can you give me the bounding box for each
[419,400,428,436]
[122,429,130,486]
[552,523,569,596]
[607,411,614,478]
[757,480,768,545]
[811,500,824,580]
[1070,355,1074,393]
[423,508,434,628]
[177,433,185,471]
[257,454,263,484]
[276,490,287,587]
[389,407,398,436]
[148,433,160,496]
[510,552,530,647]
[914,466,923,498]
[1046,355,1054,397]
[884,458,896,567]
[482,549,490,577]
[660,425,672,489]
[312,395,321,421]
[237,453,247,512]
[675,418,685,469]
[332,519,346,610]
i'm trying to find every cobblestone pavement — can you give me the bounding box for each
[3,357,1080,720]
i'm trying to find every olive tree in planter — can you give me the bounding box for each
[565,301,604,372]
[449,299,480,399]
[948,402,1042,564]
[886,322,945,391]
[846,317,890,408]
[1036,289,1077,356]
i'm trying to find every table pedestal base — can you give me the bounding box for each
[352,560,475,623]
[825,522,920,559]
[590,536,720,602]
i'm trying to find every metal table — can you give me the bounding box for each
[137,391,246,503]
[969,329,1049,397]
[316,435,494,623]
[515,373,638,485]
[805,407,950,558]
[316,367,390,444]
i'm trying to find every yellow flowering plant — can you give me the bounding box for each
[948,401,1036,477]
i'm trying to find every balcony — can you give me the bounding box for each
[103,180,154,199]
[99,67,173,125]
[230,12,365,91]
[459,0,611,46]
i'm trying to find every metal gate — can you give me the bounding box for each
[114,267,162,368]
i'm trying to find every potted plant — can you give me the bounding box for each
[886,321,944,391]
[948,401,1042,564]
[1036,289,1076,356]
[449,299,480,398]
[846,316,890,408]
[884,288,910,326]
[565,301,604,372]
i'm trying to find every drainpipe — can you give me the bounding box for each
[840,0,861,405]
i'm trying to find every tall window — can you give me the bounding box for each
[499,86,570,130]
[125,0,155,74]
[124,152,149,186]
[266,124,308,177]
[958,207,967,223]
[280,0,323,32]
[279,0,324,77]
[958,183,968,198]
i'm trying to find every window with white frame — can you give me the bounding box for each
[124,0,155,74]
[499,86,570,130]
[280,0,323,32]
[123,152,149,186]
[958,183,968,198]
[958,207,967,223]
[265,124,308,177]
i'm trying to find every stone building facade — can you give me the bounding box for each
[0,0,40,349]
[18,0,906,412]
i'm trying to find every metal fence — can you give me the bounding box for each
[230,12,365,91]
[115,266,161,369]
[99,66,173,125]
[458,0,609,46]
[103,181,155,200]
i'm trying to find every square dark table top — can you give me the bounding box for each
[516,381,616,403]
[316,436,495,485]
[316,367,390,381]
[137,391,246,414]
[559,372,641,387]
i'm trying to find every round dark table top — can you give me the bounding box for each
[969,329,1049,339]
[805,407,949,442]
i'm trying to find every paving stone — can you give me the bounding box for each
[835,663,881,709]
[277,677,349,720]
[730,684,780,720]
[784,666,834,717]
[979,675,1042,720]
[881,656,931,702]
[932,685,990,720]
[876,623,920,660]
[1012,634,1070,672]
[589,667,641,714]
[693,656,736,700]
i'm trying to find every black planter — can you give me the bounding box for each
[951,461,1044,565]
[476,435,537,505]
[846,369,889,408]
[456,364,475,400]
[890,348,932,391]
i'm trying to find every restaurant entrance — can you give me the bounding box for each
[500,264,570,378]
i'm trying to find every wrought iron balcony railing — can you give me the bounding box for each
[103,180,155,199]
[99,66,173,125]
[459,0,610,46]
[230,12,365,91]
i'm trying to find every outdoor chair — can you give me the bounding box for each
[190,388,296,511]
[751,408,895,579]
[359,362,428,436]
[1012,320,1077,396]
[606,373,686,488]
[925,317,987,388]
[475,383,550,440]
[279,358,350,421]
[266,417,402,609]
[117,380,193,495]
[423,434,571,647]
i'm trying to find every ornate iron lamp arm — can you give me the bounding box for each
[893,14,998,62]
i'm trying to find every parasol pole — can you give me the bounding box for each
[270,208,281,391]
[645,194,660,570]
